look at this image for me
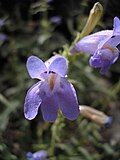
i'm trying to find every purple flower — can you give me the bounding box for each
[70,17,120,74]
[104,116,113,128]
[0,33,7,42]
[26,150,48,160]
[24,55,79,122]
[50,16,62,25]
[0,19,5,27]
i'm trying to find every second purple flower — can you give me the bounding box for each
[24,55,79,122]
[70,17,120,74]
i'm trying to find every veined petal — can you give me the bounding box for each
[24,82,42,120]
[99,34,120,49]
[113,17,120,35]
[58,78,79,120]
[27,56,47,79]
[41,95,59,122]
[48,55,68,77]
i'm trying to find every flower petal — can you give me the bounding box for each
[26,56,47,79]
[113,17,120,35]
[46,55,68,77]
[100,60,111,74]
[33,150,48,159]
[71,30,112,55]
[100,34,120,48]
[24,82,42,120]
[89,55,102,68]
[45,54,62,68]
[98,17,120,49]
[90,47,119,74]
[58,78,79,120]
[41,95,59,122]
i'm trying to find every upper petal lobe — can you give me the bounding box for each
[27,56,47,79]
[47,55,68,77]
[113,17,120,35]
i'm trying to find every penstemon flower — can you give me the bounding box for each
[70,17,120,74]
[26,150,48,160]
[24,55,79,122]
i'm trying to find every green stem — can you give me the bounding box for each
[49,113,64,159]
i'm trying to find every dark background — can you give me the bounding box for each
[0,0,120,159]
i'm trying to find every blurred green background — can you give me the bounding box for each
[0,0,120,159]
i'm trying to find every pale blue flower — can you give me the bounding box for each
[70,17,120,74]
[26,150,48,160]
[24,55,79,122]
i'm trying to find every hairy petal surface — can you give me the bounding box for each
[24,82,42,120]
[27,56,47,79]
[58,78,79,120]
[41,94,59,122]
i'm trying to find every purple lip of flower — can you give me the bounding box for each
[70,17,120,74]
[26,150,48,160]
[24,55,79,122]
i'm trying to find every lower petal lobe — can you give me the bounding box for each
[41,94,59,122]
[24,82,42,120]
[58,78,79,120]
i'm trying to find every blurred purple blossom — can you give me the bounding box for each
[50,16,62,25]
[0,19,5,27]
[24,55,79,122]
[26,150,48,160]
[104,116,113,128]
[0,33,7,42]
[70,17,120,74]
[46,0,53,3]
